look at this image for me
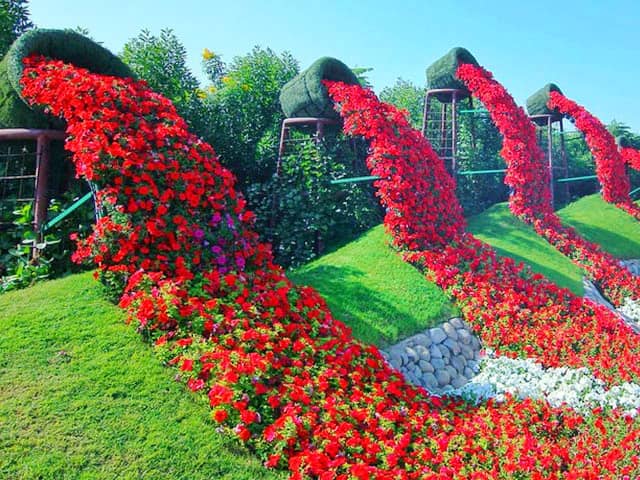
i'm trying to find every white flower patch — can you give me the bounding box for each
[447,351,640,417]
[619,297,640,323]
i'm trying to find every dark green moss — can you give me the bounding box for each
[426,47,478,93]
[279,57,359,119]
[0,28,133,129]
[526,83,564,122]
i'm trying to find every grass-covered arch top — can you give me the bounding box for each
[0,28,134,128]
[279,56,359,119]
[526,83,564,119]
[426,47,478,91]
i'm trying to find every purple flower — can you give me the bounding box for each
[210,212,222,225]
[211,245,223,255]
[216,255,227,265]
[225,213,235,229]
[193,228,205,241]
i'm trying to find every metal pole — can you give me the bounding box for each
[547,115,554,206]
[440,102,447,159]
[276,120,288,177]
[468,96,477,151]
[316,120,324,145]
[421,91,431,137]
[33,134,49,233]
[451,90,458,172]
[558,118,569,201]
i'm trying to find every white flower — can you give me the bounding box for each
[448,350,640,416]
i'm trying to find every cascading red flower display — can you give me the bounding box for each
[547,91,640,221]
[621,146,640,171]
[455,63,640,306]
[324,80,640,383]
[20,55,640,477]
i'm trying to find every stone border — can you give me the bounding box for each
[583,259,640,334]
[382,318,482,394]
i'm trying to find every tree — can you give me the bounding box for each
[380,78,424,129]
[0,0,32,57]
[120,29,205,135]
[204,46,299,186]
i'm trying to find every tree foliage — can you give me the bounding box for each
[203,46,299,186]
[379,78,424,129]
[121,29,205,134]
[0,0,32,58]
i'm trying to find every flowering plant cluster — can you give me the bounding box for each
[453,351,640,417]
[455,63,640,306]
[20,55,640,477]
[325,80,640,384]
[620,146,640,171]
[547,91,640,220]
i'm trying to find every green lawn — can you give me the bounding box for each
[558,194,640,259]
[467,203,586,295]
[289,225,456,347]
[466,194,640,295]
[0,272,283,480]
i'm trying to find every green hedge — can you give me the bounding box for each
[279,57,358,119]
[526,83,564,122]
[0,28,133,129]
[426,47,478,93]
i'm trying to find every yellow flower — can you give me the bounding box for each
[202,48,215,61]
[196,88,207,99]
[241,84,250,91]
[221,76,231,85]
[208,85,217,94]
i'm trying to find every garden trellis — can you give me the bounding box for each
[0,128,65,233]
[0,29,134,256]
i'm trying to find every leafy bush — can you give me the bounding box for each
[203,46,298,187]
[379,78,424,129]
[248,131,381,267]
[121,29,205,135]
[1,183,95,292]
[0,0,32,58]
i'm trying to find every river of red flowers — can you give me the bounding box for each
[19,54,640,478]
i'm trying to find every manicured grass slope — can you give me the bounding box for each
[0,272,283,480]
[289,225,457,347]
[558,194,640,259]
[467,194,640,295]
[467,203,586,295]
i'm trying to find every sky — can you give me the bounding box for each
[28,0,640,130]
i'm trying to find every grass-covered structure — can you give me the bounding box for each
[526,83,564,122]
[279,56,359,119]
[0,28,133,129]
[426,47,478,92]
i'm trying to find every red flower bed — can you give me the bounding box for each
[547,91,640,221]
[20,55,640,477]
[455,63,640,305]
[324,80,640,384]
[621,146,640,171]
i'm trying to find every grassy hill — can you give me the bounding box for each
[0,272,283,480]
[558,194,640,259]
[467,203,586,294]
[1,193,636,478]
[289,226,457,347]
[292,194,639,335]
[467,194,640,295]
